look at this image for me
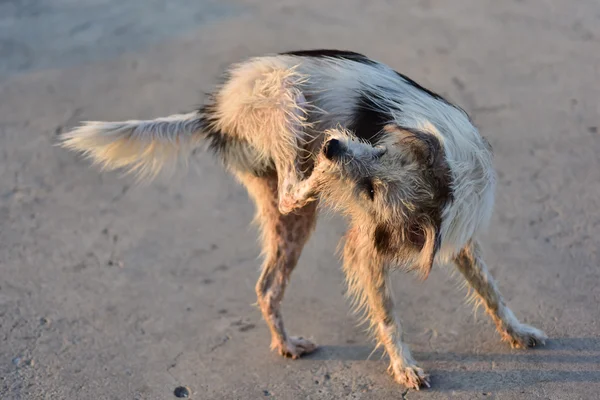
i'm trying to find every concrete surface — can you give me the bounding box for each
[1,0,599,399]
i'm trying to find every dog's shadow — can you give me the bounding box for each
[305,337,600,391]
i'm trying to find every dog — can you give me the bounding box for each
[60,49,546,389]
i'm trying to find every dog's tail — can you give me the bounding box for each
[59,111,205,181]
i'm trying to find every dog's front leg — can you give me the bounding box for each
[343,229,430,390]
[454,240,547,348]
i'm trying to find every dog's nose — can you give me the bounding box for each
[323,139,344,160]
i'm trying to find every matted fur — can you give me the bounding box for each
[59,50,546,390]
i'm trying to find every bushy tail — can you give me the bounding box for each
[59,111,204,181]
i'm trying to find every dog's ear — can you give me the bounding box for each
[384,124,454,205]
[383,124,442,167]
[380,125,452,279]
[406,216,442,280]
[373,216,442,280]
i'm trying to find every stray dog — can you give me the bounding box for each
[60,50,546,389]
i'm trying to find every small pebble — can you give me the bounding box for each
[174,386,190,398]
[107,260,124,268]
[263,390,270,396]
[12,357,21,366]
[40,317,50,326]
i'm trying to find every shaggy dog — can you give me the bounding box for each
[60,50,546,389]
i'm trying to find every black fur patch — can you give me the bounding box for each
[373,224,393,254]
[358,177,375,201]
[407,221,427,248]
[285,50,458,112]
[281,49,376,65]
[394,71,453,107]
[349,90,394,145]
[199,104,230,156]
[199,103,273,177]
[395,126,454,208]
[205,128,230,158]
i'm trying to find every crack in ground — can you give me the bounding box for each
[209,335,230,352]
[166,351,184,381]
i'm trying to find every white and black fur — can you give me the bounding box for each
[60,50,546,390]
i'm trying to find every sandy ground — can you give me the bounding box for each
[1,0,600,399]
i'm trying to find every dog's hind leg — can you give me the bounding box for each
[454,240,547,348]
[214,62,317,215]
[238,172,318,358]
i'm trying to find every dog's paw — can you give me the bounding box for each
[278,194,303,215]
[504,324,547,349]
[278,198,296,215]
[390,363,430,390]
[272,336,317,359]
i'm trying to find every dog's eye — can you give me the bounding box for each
[361,178,375,201]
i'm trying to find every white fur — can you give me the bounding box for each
[61,53,495,260]
[60,112,203,181]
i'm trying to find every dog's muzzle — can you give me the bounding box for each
[323,139,345,161]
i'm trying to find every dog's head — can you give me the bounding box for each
[316,125,453,277]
